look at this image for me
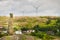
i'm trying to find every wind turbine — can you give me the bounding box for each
[28,0,40,16]
[22,11,25,16]
[21,9,25,16]
[32,5,40,16]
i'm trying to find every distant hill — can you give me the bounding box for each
[0,16,59,28]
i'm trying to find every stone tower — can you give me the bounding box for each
[8,13,14,35]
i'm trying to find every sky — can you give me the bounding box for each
[0,0,60,16]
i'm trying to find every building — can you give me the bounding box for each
[15,30,22,34]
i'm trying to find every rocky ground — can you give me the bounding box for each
[0,35,60,40]
[0,34,41,40]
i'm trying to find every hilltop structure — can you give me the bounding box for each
[8,13,14,35]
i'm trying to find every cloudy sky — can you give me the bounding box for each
[0,0,60,16]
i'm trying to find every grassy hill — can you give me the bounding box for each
[0,16,59,29]
[0,16,60,40]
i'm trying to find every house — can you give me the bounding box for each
[15,30,22,34]
[27,30,35,33]
[0,26,8,34]
[22,30,35,34]
[2,31,7,33]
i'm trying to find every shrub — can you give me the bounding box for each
[31,32,54,40]
[31,32,45,38]
[0,32,8,38]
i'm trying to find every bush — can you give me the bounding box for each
[21,27,29,31]
[0,32,8,38]
[56,32,60,36]
[33,25,40,32]
[42,34,54,40]
[31,32,45,38]
[31,32,54,40]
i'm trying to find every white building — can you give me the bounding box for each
[15,30,22,34]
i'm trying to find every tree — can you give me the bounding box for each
[10,13,13,18]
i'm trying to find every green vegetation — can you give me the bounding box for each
[0,16,60,40]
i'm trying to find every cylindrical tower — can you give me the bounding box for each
[8,13,14,35]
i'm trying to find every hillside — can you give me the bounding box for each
[0,16,58,28]
[0,16,60,40]
[0,34,41,40]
